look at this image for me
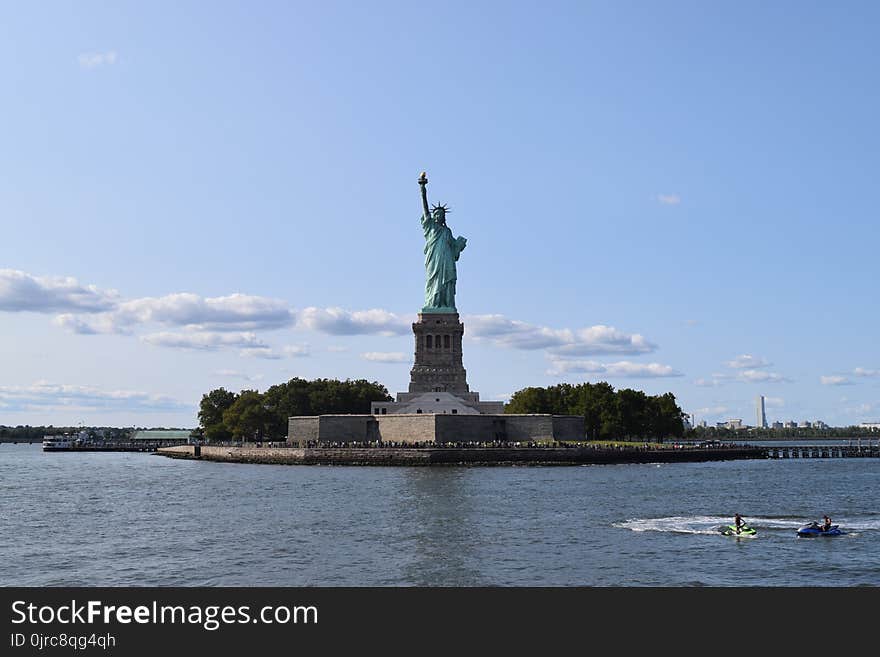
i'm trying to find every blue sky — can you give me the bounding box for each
[2,1,878,428]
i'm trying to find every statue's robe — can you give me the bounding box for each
[421,214,466,310]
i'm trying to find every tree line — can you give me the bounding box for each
[0,425,133,441]
[197,377,392,441]
[505,382,687,440]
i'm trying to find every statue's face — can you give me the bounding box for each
[433,209,446,225]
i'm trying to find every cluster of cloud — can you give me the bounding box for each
[465,315,655,356]
[360,352,410,363]
[57,292,296,335]
[240,345,310,360]
[1,269,118,313]
[3,269,679,374]
[819,367,880,386]
[0,381,186,413]
[726,354,771,369]
[461,314,680,380]
[696,354,791,386]
[298,307,409,336]
[738,369,791,383]
[546,359,682,378]
[141,331,269,351]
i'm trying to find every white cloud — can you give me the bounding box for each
[466,315,656,356]
[78,51,117,69]
[361,352,410,363]
[0,269,118,313]
[212,370,263,382]
[726,354,771,369]
[695,374,730,387]
[821,375,852,386]
[737,369,791,383]
[298,307,410,336]
[141,331,268,351]
[656,194,681,205]
[240,345,310,360]
[114,293,295,331]
[327,345,349,353]
[53,313,132,335]
[56,292,295,335]
[854,367,880,378]
[0,381,185,413]
[547,359,682,378]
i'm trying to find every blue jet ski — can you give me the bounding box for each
[797,522,845,537]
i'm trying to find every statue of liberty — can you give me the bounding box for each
[418,171,467,312]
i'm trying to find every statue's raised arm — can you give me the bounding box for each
[418,171,431,224]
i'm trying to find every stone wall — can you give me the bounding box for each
[374,414,437,444]
[288,416,319,447]
[288,413,586,445]
[317,415,378,444]
[504,414,554,442]
[435,414,504,443]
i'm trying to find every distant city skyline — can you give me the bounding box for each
[2,3,880,427]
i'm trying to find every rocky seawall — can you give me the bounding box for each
[157,444,764,466]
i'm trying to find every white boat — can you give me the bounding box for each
[42,435,75,451]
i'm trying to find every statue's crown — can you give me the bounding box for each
[431,203,450,214]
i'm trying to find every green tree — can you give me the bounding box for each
[505,382,687,441]
[222,390,273,441]
[198,387,237,442]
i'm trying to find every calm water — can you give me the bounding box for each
[1,443,878,586]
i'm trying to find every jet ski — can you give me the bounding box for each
[719,524,756,536]
[797,522,845,537]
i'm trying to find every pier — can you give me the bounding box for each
[763,444,880,459]
[43,441,189,453]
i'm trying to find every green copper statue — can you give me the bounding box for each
[418,171,467,313]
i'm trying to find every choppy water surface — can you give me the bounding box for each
[1,444,877,586]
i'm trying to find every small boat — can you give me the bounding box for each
[797,522,845,537]
[719,524,756,536]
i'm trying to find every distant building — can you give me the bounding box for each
[798,421,812,428]
[130,430,192,444]
[771,421,783,430]
[813,420,828,429]
[756,395,768,429]
[783,421,797,428]
[860,422,880,431]
[717,418,744,430]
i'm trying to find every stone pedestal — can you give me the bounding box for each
[408,312,469,394]
[368,311,505,415]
